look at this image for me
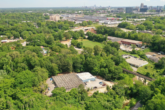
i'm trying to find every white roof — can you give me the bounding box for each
[1,40,8,42]
[77,72,95,81]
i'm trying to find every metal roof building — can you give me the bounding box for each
[52,74,84,91]
[77,72,96,82]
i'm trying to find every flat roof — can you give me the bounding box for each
[52,74,84,91]
[77,72,95,81]
[108,36,123,42]
[126,57,148,67]
[121,39,142,44]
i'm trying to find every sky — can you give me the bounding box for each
[0,0,165,8]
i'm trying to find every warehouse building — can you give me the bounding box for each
[123,55,148,67]
[77,72,96,82]
[108,36,123,42]
[52,74,84,91]
[121,39,142,47]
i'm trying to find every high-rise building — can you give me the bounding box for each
[157,6,162,10]
[156,6,163,13]
[148,6,152,10]
[140,3,144,8]
[126,7,133,13]
[140,3,148,12]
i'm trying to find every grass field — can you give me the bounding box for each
[77,39,104,48]
[119,50,140,58]
[137,63,163,78]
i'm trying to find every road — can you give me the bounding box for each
[131,101,142,110]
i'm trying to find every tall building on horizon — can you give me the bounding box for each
[140,3,148,12]
[126,7,133,13]
[140,3,144,8]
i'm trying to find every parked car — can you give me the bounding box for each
[102,84,106,86]
[99,82,103,85]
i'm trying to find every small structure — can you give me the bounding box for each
[40,46,47,55]
[77,72,96,82]
[1,40,8,43]
[52,74,84,91]
[146,55,159,63]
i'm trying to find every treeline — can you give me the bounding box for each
[137,77,165,110]
[71,39,83,48]
[80,20,93,26]
[46,20,75,31]
[118,21,155,31]
[0,20,76,40]
[119,16,165,34]
[97,26,165,53]
[86,32,107,42]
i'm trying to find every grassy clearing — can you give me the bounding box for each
[142,48,151,53]
[137,63,163,78]
[77,39,104,48]
[119,50,140,58]
[88,23,102,28]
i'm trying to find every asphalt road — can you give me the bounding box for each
[131,101,142,110]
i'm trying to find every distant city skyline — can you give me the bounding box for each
[0,0,165,8]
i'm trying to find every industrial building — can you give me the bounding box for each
[121,39,142,47]
[123,55,148,68]
[146,55,159,63]
[107,36,123,42]
[99,20,122,25]
[77,72,96,82]
[134,18,146,21]
[126,7,133,13]
[52,74,84,91]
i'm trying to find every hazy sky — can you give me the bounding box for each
[0,0,165,8]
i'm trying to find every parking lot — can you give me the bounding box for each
[146,52,165,59]
[85,79,105,89]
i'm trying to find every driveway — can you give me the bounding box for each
[46,78,55,96]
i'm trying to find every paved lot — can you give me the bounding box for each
[85,79,104,89]
[131,66,138,72]
[88,87,107,96]
[120,45,140,52]
[74,47,83,54]
[146,52,165,59]
[46,78,55,96]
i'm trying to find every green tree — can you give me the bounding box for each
[63,32,71,40]
[94,45,102,56]
[139,86,152,104]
